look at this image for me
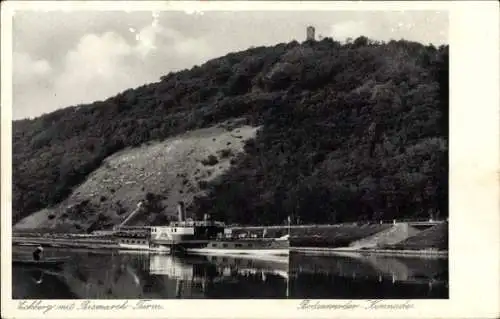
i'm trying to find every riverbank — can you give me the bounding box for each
[12,221,448,254]
[233,223,393,247]
[290,222,448,258]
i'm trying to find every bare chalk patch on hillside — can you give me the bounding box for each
[15,122,260,232]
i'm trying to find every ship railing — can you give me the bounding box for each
[170,221,226,227]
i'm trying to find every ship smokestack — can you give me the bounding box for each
[177,201,185,222]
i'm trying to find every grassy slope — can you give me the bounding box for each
[13,37,449,229]
[15,122,259,232]
[348,223,421,249]
[386,222,449,250]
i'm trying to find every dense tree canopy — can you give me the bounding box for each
[13,37,448,226]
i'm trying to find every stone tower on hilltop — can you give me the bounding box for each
[306,26,315,41]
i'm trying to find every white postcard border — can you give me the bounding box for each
[2,1,499,319]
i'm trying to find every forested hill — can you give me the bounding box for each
[13,36,449,228]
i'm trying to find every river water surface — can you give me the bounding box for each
[12,247,448,299]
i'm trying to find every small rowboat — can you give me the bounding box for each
[12,256,70,268]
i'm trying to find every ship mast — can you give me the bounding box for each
[287,215,291,237]
[285,253,290,299]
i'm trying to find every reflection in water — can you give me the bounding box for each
[289,252,448,299]
[13,268,77,299]
[12,248,448,299]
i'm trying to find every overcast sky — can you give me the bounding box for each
[12,10,448,120]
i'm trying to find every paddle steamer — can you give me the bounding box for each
[149,202,290,257]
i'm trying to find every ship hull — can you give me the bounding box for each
[185,238,290,257]
[187,248,289,256]
[118,243,171,253]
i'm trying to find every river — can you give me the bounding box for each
[12,247,448,299]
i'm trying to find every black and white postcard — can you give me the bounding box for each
[1,1,499,318]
